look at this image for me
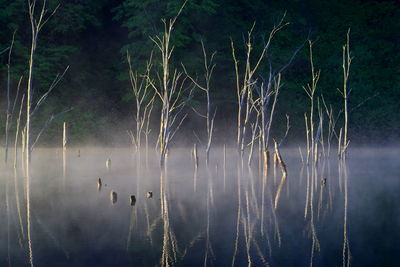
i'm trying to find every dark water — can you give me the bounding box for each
[0,147,399,266]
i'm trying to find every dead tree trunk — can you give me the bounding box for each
[341,29,352,159]
[183,41,216,166]
[148,0,191,167]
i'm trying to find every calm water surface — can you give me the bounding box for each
[0,147,399,266]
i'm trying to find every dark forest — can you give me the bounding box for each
[0,0,399,145]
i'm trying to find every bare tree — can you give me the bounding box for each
[321,96,339,158]
[247,98,260,166]
[339,29,352,159]
[183,40,217,165]
[231,14,303,166]
[147,0,192,166]
[4,32,22,163]
[25,1,69,265]
[126,50,155,152]
[231,17,289,159]
[303,40,321,165]
[26,0,70,161]
[14,94,25,169]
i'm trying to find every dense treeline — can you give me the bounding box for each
[0,0,399,145]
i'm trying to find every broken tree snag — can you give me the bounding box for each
[274,141,287,177]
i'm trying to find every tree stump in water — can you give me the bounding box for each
[110,191,117,204]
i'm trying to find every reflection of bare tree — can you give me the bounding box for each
[232,160,274,267]
[273,142,287,210]
[180,231,205,260]
[208,168,215,207]
[317,160,326,220]
[268,190,281,248]
[273,153,277,185]
[248,167,260,219]
[26,178,33,267]
[304,165,310,219]
[34,214,69,259]
[160,166,178,267]
[309,166,320,267]
[327,162,333,212]
[6,169,11,266]
[253,239,270,267]
[340,161,351,267]
[317,179,324,221]
[204,167,215,266]
[236,156,280,266]
[193,163,198,193]
[273,172,287,210]
[259,158,277,262]
[260,156,268,237]
[223,145,227,192]
[144,201,154,247]
[62,122,67,179]
[14,168,25,241]
[301,152,352,267]
[127,151,157,250]
[242,190,254,266]
[147,215,162,246]
[338,159,343,193]
[231,164,242,267]
[192,144,199,192]
[126,206,137,251]
[26,159,33,267]
[316,159,332,221]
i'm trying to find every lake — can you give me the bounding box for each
[0,147,399,266]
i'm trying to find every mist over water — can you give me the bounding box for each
[0,146,399,266]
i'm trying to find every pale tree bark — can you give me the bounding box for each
[4,32,23,164]
[231,16,289,158]
[303,40,321,165]
[26,1,62,266]
[127,50,155,152]
[147,0,192,166]
[182,40,217,166]
[340,29,352,159]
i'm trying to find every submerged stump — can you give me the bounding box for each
[97,178,102,191]
[110,190,117,204]
[130,195,136,206]
[106,158,111,170]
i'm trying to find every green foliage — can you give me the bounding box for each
[0,0,398,144]
[0,0,105,88]
[113,0,218,69]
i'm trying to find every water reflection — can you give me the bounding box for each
[340,160,351,267]
[231,163,241,267]
[308,164,320,267]
[26,157,34,267]
[126,203,137,251]
[6,167,11,266]
[204,166,214,266]
[160,165,179,267]
[0,147,396,266]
